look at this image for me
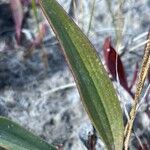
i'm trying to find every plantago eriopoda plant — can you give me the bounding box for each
[0,0,124,150]
[40,0,124,149]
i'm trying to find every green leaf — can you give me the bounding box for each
[0,117,56,150]
[39,0,124,149]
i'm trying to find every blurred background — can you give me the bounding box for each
[0,0,150,149]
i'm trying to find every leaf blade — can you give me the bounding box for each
[103,37,128,89]
[103,37,134,97]
[39,0,124,149]
[0,117,56,150]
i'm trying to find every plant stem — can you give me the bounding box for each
[124,32,150,150]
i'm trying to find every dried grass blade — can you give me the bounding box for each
[87,0,96,37]
[105,0,125,51]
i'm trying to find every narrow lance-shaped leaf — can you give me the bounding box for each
[40,0,124,149]
[0,117,56,150]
